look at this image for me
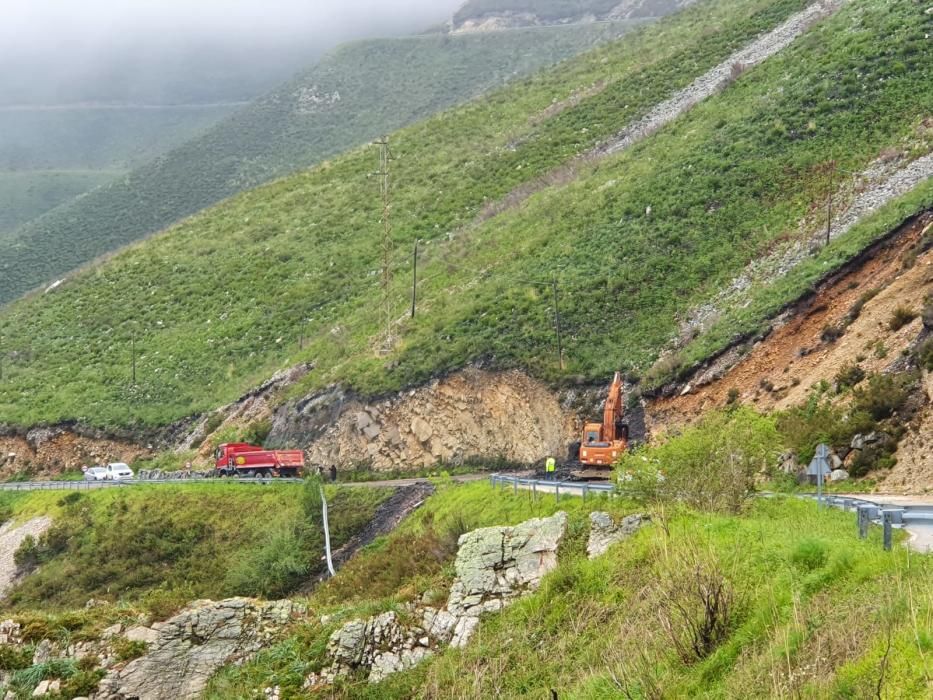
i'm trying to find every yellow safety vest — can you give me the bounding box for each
[546,457,556,472]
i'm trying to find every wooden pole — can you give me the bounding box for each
[552,278,564,370]
[411,239,419,319]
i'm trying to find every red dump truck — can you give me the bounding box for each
[213,443,304,478]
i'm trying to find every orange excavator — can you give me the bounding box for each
[570,372,629,479]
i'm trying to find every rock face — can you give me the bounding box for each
[447,512,568,619]
[0,428,150,481]
[97,599,302,700]
[311,512,568,686]
[586,512,649,559]
[272,369,577,471]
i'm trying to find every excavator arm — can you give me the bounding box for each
[602,372,624,442]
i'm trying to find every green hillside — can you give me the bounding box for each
[0,171,118,238]
[0,106,236,236]
[0,0,930,431]
[0,21,642,305]
[207,483,933,699]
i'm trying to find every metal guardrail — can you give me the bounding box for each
[490,473,616,501]
[0,477,305,492]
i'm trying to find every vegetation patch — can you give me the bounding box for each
[1,482,390,612]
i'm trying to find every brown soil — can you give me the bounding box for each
[649,214,933,432]
[0,430,152,480]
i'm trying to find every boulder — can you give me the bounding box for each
[586,512,648,559]
[777,451,798,475]
[97,598,303,700]
[310,511,569,686]
[830,469,849,482]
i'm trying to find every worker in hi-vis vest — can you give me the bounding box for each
[545,456,556,481]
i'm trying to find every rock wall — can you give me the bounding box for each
[0,428,151,480]
[272,369,579,471]
[97,599,303,700]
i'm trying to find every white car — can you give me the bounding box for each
[83,466,109,481]
[106,463,135,480]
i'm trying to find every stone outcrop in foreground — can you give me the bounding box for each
[98,598,302,700]
[308,511,568,686]
[586,512,649,559]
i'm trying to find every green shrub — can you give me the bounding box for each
[889,306,918,331]
[111,637,149,662]
[852,373,912,421]
[834,363,866,390]
[223,528,311,599]
[0,645,32,671]
[790,538,828,571]
[916,338,933,372]
[616,407,780,513]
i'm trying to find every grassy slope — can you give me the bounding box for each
[0,21,641,306]
[206,483,933,699]
[0,171,118,238]
[0,483,389,612]
[0,0,838,429]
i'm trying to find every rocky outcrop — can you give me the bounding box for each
[0,517,53,600]
[98,599,303,700]
[310,511,568,686]
[447,511,568,620]
[272,369,578,471]
[0,428,151,481]
[586,512,649,558]
[178,362,313,455]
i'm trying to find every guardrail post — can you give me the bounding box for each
[532,480,537,502]
[582,484,588,502]
[883,512,893,551]
[555,483,560,503]
[857,506,869,539]
[513,479,518,496]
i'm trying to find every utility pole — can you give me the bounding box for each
[552,278,564,371]
[411,239,419,319]
[826,156,835,247]
[375,137,393,340]
[131,334,137,385]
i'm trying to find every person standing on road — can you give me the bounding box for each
[545,456,556,481]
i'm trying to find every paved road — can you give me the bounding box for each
[0,473,496,493]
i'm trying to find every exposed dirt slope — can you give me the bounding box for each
[650,213,933,429]
[879,371,933,494]
[0,429,151,480]
[0,517,52,600]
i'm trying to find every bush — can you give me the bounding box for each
[853,373,912,421]
[916,338,933,372]
[657,552,735,664]
[111,637,149,662]
[889,306,918,332]
[922,293,933,331]
[776,395,874,465]
[617,407,780,513]
[0,645,32,671]
[223,528,311,599]
[790,538,829,571]
[821,324,845,343]
[834,363,866,390]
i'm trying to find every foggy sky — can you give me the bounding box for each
[1,1,464,50]
[0,0,465,105]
